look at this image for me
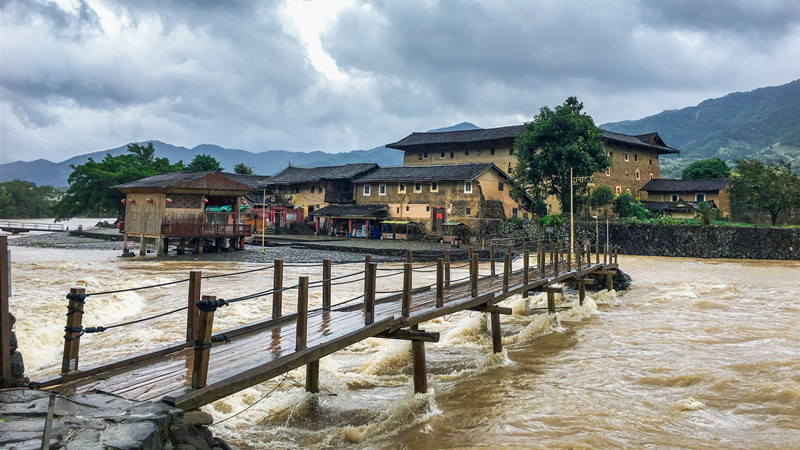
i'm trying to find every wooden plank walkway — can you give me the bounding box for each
[34,254,618,411]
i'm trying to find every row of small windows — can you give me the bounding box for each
[671,194,706,202]
[609,151,653,165]
[417,149,514,160]
[605,168,653,180]
[393,205,473,215]
[364,181,473,196]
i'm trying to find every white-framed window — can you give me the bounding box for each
[696,193,706,202]
[625,169,629,177]
[414,183,422,193]
[464,181,473,193]
[430,182,438,192]
[440,152,446,159]
[616,186,622,194]
[635,170,640,180]
[399,183,406,193]
[626,188,631,194]
[379,184,386,195]
[671,194,679,201]
[363,185,371,196]
[624,153,629,161]
[605,168,610,176]
[649,173,654,179]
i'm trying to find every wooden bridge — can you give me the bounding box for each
[28,244,619,411]
[0,221,66,234]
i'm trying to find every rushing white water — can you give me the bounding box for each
[8,249,800,448]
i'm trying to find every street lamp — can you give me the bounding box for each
[570,167,596,262]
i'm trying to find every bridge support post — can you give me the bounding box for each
[156,236,165,257]
[578,281,586,305]
[296,277,309,351]
[576,244,582,270]
[411,325,427,394]
[490,245,496,276]
[186,270,202,345]
[1,237,10,383]
[606,273,614,291]
[540,246,545,278]
[139,233,146,256]
[191,295,218,389]
[322,259,331,311]
[547,292,556,315]
[490,312,502,354]
[61,287,86,374]
[613,245,619,264]
[468,247,473,262]
[306,360,319,394]
[444,251,451,287]
[596,240,600,265]
[436,258,444,308]
[364,254,372,292]
[503,247,510,292]
[364,262,376,325]
[406,250,413,264]
[523,244,529,298]
[470,254,478,297]
[554,245,560,275]
[402,262,412,317]
[272,259,283,318]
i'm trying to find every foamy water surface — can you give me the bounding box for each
[7,248,800,448]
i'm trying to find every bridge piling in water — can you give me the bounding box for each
[61,287,86,374]
[186,271,201,345]
[272,259,283,318]
[191,295,217,389]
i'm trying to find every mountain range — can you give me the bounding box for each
[2,80,797,186]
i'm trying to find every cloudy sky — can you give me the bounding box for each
[2,0,799,163]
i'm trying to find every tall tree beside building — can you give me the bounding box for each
[682,158,731,179]
[728,159,800,225]
[187,154,223,172]
[512,97,610,214]
[52,143,184,220]
[233,163,254,174]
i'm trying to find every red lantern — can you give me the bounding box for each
[128,198,135,204]
[121,199,127,204]
[165,198,173,204]
[241,199,247,205]
[146,197,153,203]
[202,198,209,204]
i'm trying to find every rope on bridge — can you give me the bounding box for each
[79,306,189,335]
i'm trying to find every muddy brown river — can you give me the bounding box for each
[8,246,800,448]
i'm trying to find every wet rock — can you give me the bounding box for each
[98,421,160,450]
[214,437,233,450]
[10,350,25,377]
[185,433,212,450]
[613,269,633,290]
[169,424,189,444]
[183,410,213,425]
[10,330,18,352]
[175,444,196,450]
[197,425,217,447]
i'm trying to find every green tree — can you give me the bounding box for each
[589,185,614,216]
[233,162,254,174]
[52,143,184,220]
[728,159,800,225]
[695,201,721,225]
[0,180,57,218]
[187,154,223,172]
[682,158,731,180]
[512,97,610,215]
[613,193,652,220]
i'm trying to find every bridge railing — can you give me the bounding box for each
[0,222,66,232]
[53,242,619,390]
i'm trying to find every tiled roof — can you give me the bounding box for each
[309,204,388,218]
[353,163,502,183]
[265,163,378,186]
[387,125,680,154]
[641,178,728,193]
[114,171,210,189]
[225,173,271,189]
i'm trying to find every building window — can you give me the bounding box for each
[671,194,679,201]
[319,186,324,193]
[464,181,473,193]
[363,185,371,196]
[426,205,430,211]
[634,154,638,162]
[465,150,469,156]
[625,169,629,177]
[294,186,300,194]
[424,152,428,158]
[440,152,445,159]
[616,186,622,195]
[397,207,400,213]
[498,182,504,191]
[649,158,653,165]
[635,170,640,180]
[624,153,629,161]
[605,168,610,176]
[609,151,613,158]
[379,185,386,195]
[509,148,514,155]
[466,207,471,215]
[450,152,454,158]
[490,149,495,155]
[414,183,422,193]
[649,173,654,179]
[399,183,406,193]
[696,193,706,202]
[508,163,512,172]
[310,186,315,193]
[626,188,631,194]
[406,205,409,212]
[512,207,518,218]
[418,153,423,160]
[431,182,438,192]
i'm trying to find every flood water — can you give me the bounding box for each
[7,245,800,448]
